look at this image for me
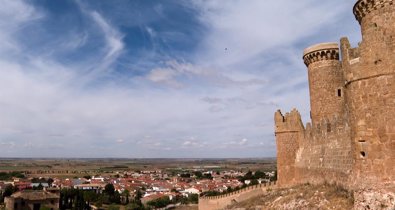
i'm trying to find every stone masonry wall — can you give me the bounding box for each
[275,0,395,195]
[275,110,353,189]
[274,109,304,187]
[295,116,353,188]
[347,0,395,190]
[198,182,276,210]
[303,43,345,125]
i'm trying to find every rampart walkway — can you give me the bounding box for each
[198,182,277,210]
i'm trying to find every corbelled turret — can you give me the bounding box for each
[302,43,345,125]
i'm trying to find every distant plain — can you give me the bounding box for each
[0,158,276,178]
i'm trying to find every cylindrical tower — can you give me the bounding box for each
[347,0,395,188]
[354,0,395,68]
[303,43,345,125]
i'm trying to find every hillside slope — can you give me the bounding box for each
[225,184,354,210]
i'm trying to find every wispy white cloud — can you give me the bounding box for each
[145,60,268,89]
[0,0,42,54]
[73,0,125,79]
[0,0,361,158]
[90,11,124,60]
[190,0,355,67]
[59,32,89,51]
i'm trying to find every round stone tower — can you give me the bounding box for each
[303,43,345,125]
[348,0,395,188]
[354,0,395,67]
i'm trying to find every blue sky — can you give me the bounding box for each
[0,0,361,158]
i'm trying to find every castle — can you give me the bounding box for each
[275,0,395,192]
[198,1,394,209]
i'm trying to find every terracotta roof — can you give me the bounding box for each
[10,191,59,200]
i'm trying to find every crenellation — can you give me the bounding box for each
[275,0,395,195]
[274,109,304,134]
[303,43,340,67]
[354,0,394,24]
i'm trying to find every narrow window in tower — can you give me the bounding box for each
[358,140,366,158]
[337,89,342,97]
[360,151,366,158]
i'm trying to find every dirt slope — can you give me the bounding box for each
[225,184,354,210]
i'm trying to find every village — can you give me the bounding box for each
[0,168,276,209]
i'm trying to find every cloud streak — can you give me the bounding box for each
[0,0,361,158]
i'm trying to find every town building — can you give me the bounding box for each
[4,190,59,210]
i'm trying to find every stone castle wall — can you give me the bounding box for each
[197,1,394,209]
[275,0,395,192]
[198,182,276,210]
[346,0,395,189]
[296,117,353,187]
[274,109,303,187]
[275,111,353,188]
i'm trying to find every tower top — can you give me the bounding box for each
[302,42,339,67]
[353,0,394,24]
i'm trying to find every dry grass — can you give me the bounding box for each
[172,204,198,210]
[226,184,354,210]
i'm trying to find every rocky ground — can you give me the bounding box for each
[173,204,198,210]
[225,184,395,210]
[225,184,356,210]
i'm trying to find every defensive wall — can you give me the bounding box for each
[198,182,276,210]
[198,0,395,209]
[275,0,395,193]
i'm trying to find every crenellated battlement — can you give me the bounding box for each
[199,182,276,200]
[274,109,304,134]
[198,182,277,210]
[275,0,395,199]
[304,115,349,139]
[340,37,360,60]
[353,0,394,24]
[302,43,340,67]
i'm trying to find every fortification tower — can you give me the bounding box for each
[303,43,345,125]
[345,0,395,189]
[274,109,304,187]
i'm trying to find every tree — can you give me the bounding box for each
[104,184,115,196]
[130,190,143,209]
[146,196,171,208]
[188,194,198,204]
[103,184,120,204]
[110,191,121,204]
[254,171,265,179]
[83,175,91,180]
[250,179,259,185]
[122,189,130,204]
[135,190,142,202]
[245,171,253,179]
[193,171,202,178]
[180,173,191,178]
[203,173,213,180]
[47,178,54,187]
[3,185,15,197]
[83,191,96,206]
